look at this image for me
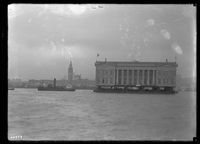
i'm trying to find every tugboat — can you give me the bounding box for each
[8,87,15,90]
[38,78,76,91]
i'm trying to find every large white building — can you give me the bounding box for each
[95,60,178,88]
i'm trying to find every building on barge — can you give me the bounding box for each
[94,59,178,92]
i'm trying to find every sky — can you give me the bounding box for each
[8,4,196,81]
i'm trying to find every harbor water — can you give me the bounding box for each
[8,88,196,140]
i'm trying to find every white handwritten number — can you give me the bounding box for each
[10,135,22,139]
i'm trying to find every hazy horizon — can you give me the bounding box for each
[8,4,196,81]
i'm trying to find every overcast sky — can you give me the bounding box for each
[8,4,196,81]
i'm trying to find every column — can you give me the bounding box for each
[127,69,129,85]
[161,70,163,85]
[95,69,98,85]
[100,69,102,84]
[122,69,124,85]
[132,69,134,85]
[152,70,155,85]
[147,70,149,85]
[156,70,158,86]
[97,69,99,85]
[142,70,144,85]
[113,69,115,85]
[137,69,139,85]
[116,70,118,85]
[108,69,110,85]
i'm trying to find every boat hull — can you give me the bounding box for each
[38,87,75,91]
[93,89,178,94]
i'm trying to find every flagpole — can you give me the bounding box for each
[175,55,177,63]
[97,54,99,62]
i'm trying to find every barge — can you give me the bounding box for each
[93,86,178,94]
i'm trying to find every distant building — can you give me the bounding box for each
[27,60,96,88]
[28,79,42,87]
[176,74,182,86]
[12,76,21,82]
[95,60,178,88]
[61,74,67,80]
[68,61,73,83]
[74,74,81,80]
[28,79,95,87]
[72,79,95,87]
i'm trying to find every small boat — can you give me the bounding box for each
[38,78,76,91]
[8,87,15,90]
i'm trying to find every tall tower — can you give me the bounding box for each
[68,61,73,83]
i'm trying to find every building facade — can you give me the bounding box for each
[95,61,178,88]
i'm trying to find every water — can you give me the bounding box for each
[8,88,196,141]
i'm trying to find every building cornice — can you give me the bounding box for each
[95,61,178,67]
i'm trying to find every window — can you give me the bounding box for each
[168,71,171,76]
[129,70,132,76]
[129,79,132,85]
[134,71,137,76]
[171,79,174,84]
[139,71,142,76]
[124,70,127,76]
[118,78,121,85]
[159,78,161,84]
[124,78,126,84]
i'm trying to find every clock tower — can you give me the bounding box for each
[68,61,73,83]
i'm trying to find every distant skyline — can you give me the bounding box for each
[8,4,196,81]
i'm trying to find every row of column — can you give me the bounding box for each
[115,69,156,86]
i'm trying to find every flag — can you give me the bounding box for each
[97,54,99,57]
